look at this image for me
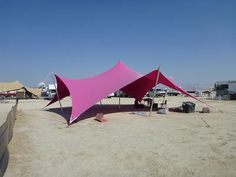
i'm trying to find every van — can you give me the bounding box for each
[47,84,56,99]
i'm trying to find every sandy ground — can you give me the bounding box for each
[3,96,236,177]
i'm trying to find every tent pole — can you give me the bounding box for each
[3,83,5,101]
[149,66,160,117]
[51,73,64,114]
[118,90,121,109]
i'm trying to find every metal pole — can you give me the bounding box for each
[51,73,64,114]
[118,90,121,109]
[149,66,160,117]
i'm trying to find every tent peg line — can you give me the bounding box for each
[149,66,160,117]
[199,116,210,128]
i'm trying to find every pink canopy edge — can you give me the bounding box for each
[121,69,205,104]
[47,61,142,124]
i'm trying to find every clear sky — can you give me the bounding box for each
[0,0,235,89]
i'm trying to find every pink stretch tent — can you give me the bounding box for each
[121,69,203,103]
[47,61,201,124]
[47,61,141,124]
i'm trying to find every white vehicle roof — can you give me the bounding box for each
[48,84,57,90]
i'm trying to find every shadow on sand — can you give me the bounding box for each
[45,104,151,124]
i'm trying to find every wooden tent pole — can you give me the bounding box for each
[51,73,64,114]
[149,66,160,117]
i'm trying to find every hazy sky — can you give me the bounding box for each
[0,0,235,89]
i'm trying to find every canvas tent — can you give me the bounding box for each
[0,81,22,91]
[47,61,201,124]
[0,81,41,97]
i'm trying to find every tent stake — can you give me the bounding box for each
[51,73,64,114]
[149,66,160,117]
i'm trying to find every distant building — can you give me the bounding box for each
[215,80,236,100]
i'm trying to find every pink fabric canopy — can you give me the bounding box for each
[47,61,202,124]
[47,61,141,124]
[121,69,204,103]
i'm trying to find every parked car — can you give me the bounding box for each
[40,84,57,99]
[107,92,115,98]
[147,89,166,97]
[114,90,129,97]
[167,89,181,96]
[47,89,56,99]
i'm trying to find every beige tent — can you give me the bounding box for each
[25,87,41,97]
[0,81,22,91]
[0,81,41,97]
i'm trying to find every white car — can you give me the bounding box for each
[107,92,115,98]
[147,89,166,97]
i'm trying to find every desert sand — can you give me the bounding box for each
[3,96,236,177]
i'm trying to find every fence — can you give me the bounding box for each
[0,100,18,177]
